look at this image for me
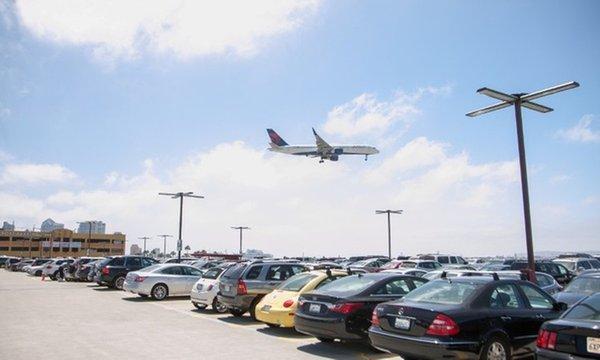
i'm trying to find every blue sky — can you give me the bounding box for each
[1,1,598,256]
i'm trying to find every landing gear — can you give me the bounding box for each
[365,154,368,161]
[319,159,324,163]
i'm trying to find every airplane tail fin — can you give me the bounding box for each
[266,128,289,146]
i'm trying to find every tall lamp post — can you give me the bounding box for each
[231,226,250,255]
[375,210,403,259]
[466,81,579,276]
[159,192,204,263]
[157,234,173,258]
[138,236,151,255]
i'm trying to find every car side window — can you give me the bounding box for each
[450,257,457,264]
[127,257,142,267]
[185,267,202,276]
[245,265,263,280]
[111,258,125,266]
[162,266,183,275]
[438,256,449,264]
[291,265,306,275]
[537,274,551,287]
[266,265,292,281]
[589,260,600,269]
[578,261,592,270]
[141,258,154,267]
[374,279,411,295]
[315,275,344,289]
[489,284,522,309]
[519,284,554,309]
[457,256,467,265]
[411,279,427,288]
[556,263,569,275]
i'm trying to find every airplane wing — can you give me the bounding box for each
[312,128,332,154]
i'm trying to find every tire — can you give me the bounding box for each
[249,296,263,320]
[35,270,42,276]
[317,337,334,343]
[138,294,148,298]
[480,336,511,360]
[212,298,228,313]
[151,284,168,300]
[267,323,280,328]
[113,276,125,290]
[230,309,246,317]
[194,303,207,310]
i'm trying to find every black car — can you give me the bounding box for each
[369,276,567,360]
[295,273,427,343]
[553,271,600,307]
[510,261,574,285]
[97,256,157,289]
[537,293,600,359]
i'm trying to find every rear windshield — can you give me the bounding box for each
[202,267,223,280]
[563,296,600,321]
[402,280,480,305]
[221,263,247,279]
[564,277,600,295]
[315,275,377,296]
[278,273,318,292]
[400,261,417,268]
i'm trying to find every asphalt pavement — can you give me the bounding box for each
[0,270,398,360]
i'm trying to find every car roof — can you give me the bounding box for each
[577,270,600,278]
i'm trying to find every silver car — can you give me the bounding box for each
[123,263,203,300]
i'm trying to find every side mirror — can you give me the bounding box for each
[554,302,568,312]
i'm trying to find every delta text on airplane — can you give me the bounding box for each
[267,128,379,163]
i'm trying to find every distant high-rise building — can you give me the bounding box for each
[130,244,142,255]
[1,221,15,231]
[41,218,64,232]
[77,221,106,234]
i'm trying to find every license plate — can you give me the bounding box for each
[261,305,271,312]
[587,337,600,354]
[224,285,231,292]
[309,304,321,313]
[394,317,411,330]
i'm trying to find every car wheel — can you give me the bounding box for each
[266,323,280,328]
[317,337,334,343]
[249,296,263,320]
[138,294,148,298]
[229,309,246,317]
[113,276,125,290]
[151,284,168,300]
[212,298,228,313]
[481,337,511,360]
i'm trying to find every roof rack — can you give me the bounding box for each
[440,271,447,279]
[492,272,500,281]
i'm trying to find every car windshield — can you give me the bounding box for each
[202,268,223,280]
[400,261,417,268]
[350,260,370,267]
[564,277,600,294]
[563,296,600,321]
[278,273,318,292]
[315,275,377,296]
[402,280,480,305]
[553,260,576,271]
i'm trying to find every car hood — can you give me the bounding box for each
[553,292,587,306]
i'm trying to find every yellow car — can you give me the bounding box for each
[255,269,348,328]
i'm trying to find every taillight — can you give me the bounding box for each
[134,276,146,282]
[331,302,364,314]
[371,309,380,326]
[237,279,247,295]
[426,314,460,336]
[537,329,558,349]
[283,299,294,308]
[101,267,109,275]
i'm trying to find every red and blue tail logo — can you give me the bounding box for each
[267,129,288,146]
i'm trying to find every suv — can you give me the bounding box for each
[98,256,158,289]
[218,261,307,319]
[399,259,443,271]
[552,257,600,275]
[42,259,75,280]
[510,261,574,285]
[415,254,468,267]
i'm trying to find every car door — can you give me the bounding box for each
[126,257,142,272]
[517,283,563,353]
[182,266,203,293]
[161,266,185,295]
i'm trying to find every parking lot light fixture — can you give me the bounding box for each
[138,236,151,255]
[231,226,250,255]
[375,210,403,259]
[466,81,579,277]
[157,234,173,258]
[158,192,204,263]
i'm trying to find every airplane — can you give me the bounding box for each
[267,128,379,163]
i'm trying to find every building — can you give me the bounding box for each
[1,221,14,231]
[130,244,142,255]
[77,220,106,235]
[40,218,64,232]
[0,228,126,258]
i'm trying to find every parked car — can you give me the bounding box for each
[65,257,103,281]
[510,261,574,285]
[75,258,105,281]
[90,257,113,283]
[255,269,348,328]
[189,259,223,273]
[369,276,567,360]
[26,259,52,276]
[553,270,600,307]
[381,268,428,278]
[97,256,158,289]
[190,265,232,312]
[536,292,600,359]
[398,260,443,271]
[218,261,307,319]
[553,257,600,276]
[295,273,428,343]
[162,257,197,264]
[347,257,391,273]
[3,257,21,269]
[415,254,469,267]
[123,263,203,300]
[42,259,74,280]
[8,259,33,271]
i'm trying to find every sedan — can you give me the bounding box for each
[123,263,203,300]
[537,293,600,359]
[553,270,600,307]
[295,273,428,343]
[369,276,567,360]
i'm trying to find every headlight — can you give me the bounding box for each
[196,283,203,291]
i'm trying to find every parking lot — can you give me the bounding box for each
[0,271,396,360]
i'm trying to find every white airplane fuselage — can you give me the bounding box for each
[269,144,379,156]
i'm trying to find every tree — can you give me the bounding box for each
[184,245,191,251]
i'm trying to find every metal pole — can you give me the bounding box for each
[239,228,243,255]
[178,195,183,263]
[387,211,392,259]
[143,238,147,254]
[514,99,535,278]
[163,237,166,257]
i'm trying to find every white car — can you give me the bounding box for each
[123,263,203,300]
[26,259,52,276]
[42,259,74,279]
[190,266,229,313]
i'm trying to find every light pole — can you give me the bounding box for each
[231,226,250,255]
[138,236,151,255]
[467,81,579,276]
[375,210,403,259]
[159,192,204,263]
[157,234,173,258]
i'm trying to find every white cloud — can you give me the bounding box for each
[549,174,571,184]
[14,0,321,63]
[556,115,600,143]
[322,86,451,139]
[1,163,77,184]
